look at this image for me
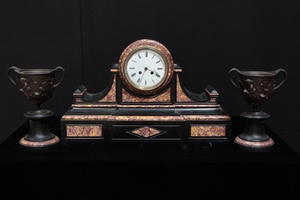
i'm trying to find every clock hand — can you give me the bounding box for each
[144,67,155,74]
[147,68,158,76]
[138,68,147,85]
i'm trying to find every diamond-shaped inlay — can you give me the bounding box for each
[128,126,164,138]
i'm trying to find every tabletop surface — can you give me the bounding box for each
[1,116,300,200]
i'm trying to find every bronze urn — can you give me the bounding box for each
[8,66,65,151]
[229,68,287,152]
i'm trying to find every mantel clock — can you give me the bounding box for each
[61,39,231,143]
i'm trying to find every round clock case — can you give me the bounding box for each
[118,39,174,96]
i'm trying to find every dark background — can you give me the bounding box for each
[1,0,299,153]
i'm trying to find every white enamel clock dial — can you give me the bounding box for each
[125,48,167,91]
[119,39,174,96]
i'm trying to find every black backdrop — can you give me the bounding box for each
[1,0,299,153]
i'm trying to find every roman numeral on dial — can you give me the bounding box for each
[131,73,136,77]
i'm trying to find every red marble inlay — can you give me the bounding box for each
[130,126,163,138]
[190,125,226,137]
[66,125,102,137]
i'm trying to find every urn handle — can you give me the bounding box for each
[7,66,19,86]
[52,66,66,89]
[274,69,287,90]
[228,68,241,89]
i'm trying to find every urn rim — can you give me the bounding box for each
[239,70,277,77]
[15,68,55,75]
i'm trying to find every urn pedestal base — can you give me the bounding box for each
[234,111,274,153]
[19,109,60,151]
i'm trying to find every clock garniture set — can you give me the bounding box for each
[61,39,231,143]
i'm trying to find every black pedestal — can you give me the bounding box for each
[234,111,274,153]
[19,109,60,151]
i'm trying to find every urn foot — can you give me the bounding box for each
[19,136,60,151]
[234,136,274,153]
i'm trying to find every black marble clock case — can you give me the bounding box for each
[61,64,231,143]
